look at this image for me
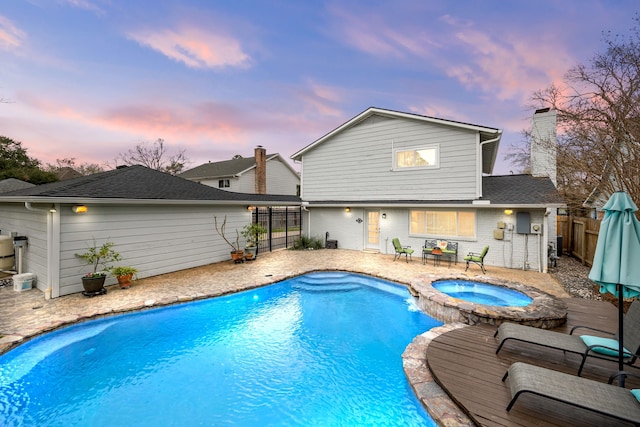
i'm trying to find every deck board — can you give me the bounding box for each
[427,298,640,427]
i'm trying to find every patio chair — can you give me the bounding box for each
[495,300,640,376]
[464,246,489,273]
[502,362,640,426]
[392,238,414,263]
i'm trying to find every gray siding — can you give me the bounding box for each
[266,159,299,195]
[58,204,251,296]
[301,117,479,201]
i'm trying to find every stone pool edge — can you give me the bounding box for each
[403,323,475,427]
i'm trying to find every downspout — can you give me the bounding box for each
[477,133,502,198]
[543,207,551,273]
[24,202,57,299]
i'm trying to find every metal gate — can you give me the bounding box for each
[252,206,302,253]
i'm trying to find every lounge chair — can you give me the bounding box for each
[495,300,640,376]
[502,362,640,426]
[392,238,414,262]
[464,246,489,274]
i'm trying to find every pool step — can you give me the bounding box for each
[292,283,361,293]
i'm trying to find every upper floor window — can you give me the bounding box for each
[218,179,230,188]
[395,146,439,169]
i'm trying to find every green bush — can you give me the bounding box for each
[290,235,324,250]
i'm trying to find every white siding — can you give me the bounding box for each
[0,204,50,291]
[58,204,252,296]
[266,159,300,195]
[306,206,552,270]
[301,117,479,201]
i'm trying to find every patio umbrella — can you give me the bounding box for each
[588,191,640,386]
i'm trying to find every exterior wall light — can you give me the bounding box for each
[345,207,351,212]
[72,205,88,214]
[382,213,387,219]
[247,206,254,211]
[504,209,513,215]
[49,204,57,213]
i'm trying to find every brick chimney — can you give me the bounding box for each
[254,145,266,194]
[530,108,557,187]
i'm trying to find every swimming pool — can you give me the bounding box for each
[0,272,441,426]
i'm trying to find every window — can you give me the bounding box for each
[395,146,438,169]
[218,179,230,188]
[410,210,475,238]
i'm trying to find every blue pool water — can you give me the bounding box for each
[433,279,533,307]
[0,272,442,426]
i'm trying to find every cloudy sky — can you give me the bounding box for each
[0,0,635,174]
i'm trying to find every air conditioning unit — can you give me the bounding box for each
[530,223,542,234]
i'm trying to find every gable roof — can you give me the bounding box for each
[0,178,36,193]
[0,165,300,205]
[291,107,503,174]
[179,153,298,180]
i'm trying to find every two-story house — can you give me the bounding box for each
[291,107,564,272]
[180,146,300,196]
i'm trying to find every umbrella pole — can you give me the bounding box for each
[618,283,626,387]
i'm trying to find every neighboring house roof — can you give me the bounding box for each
[291,107,503,174]
[0,178,36,193]
[56,167,83,181]
[303,174,564,208]
[0,165,301,205]
[179,153,298,180]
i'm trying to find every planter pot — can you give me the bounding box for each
[116,274,134,289]
[244,246,258,261]
[81,275,107,296]
[230,250,245,263]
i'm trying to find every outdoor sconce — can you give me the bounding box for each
[504,209,513,215]
[49,204,57,213]
[247,206,254,211]
[72,205,88,214]
[382,213,387,219]
[345,207,351,212]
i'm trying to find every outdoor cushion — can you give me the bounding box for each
[580,335,632,358]
[632,389,640,403]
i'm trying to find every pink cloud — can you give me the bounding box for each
[0,15,26,51]
[127,26,251,69]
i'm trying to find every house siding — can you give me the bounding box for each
[306,206,548,271]
[301,117,478,201]
[0,205,50,290]
[57,204,252,296]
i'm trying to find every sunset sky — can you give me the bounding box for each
[1,0,635,175]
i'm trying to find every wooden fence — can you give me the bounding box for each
[557,216,601,266]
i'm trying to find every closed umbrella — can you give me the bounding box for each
[588,191,640,386]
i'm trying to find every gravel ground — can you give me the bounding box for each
[550,255,600,300]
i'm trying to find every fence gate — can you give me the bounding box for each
[253,206,302,253]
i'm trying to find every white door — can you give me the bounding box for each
[365,210,380,251]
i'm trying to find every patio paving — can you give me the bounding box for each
[0,248,570,425]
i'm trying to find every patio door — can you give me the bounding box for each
[365,210,380,251]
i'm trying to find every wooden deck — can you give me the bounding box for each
[427,299,640,427]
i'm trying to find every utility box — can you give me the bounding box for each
[13,273,34,291]
[325,240,338,249]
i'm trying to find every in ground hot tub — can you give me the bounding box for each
[432,279,533,307]
[409,274,567,329]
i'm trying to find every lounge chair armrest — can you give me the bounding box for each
[608,370,640,384]
[569,325,614,336]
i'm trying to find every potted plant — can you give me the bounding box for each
[111,265,138,289]
[241,222,267,260]
[214,215,244,263]
[75,240,121,295]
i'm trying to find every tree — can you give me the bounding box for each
[44,158,106,176]
[511,17,640,215]
[0,136,58,184]
[115,138,189,175]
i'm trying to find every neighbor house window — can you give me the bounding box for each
[395,146,439,169]
[218,179,230,188]
[410,210,475,238]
